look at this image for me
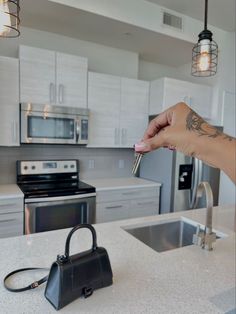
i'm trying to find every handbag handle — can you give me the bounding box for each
[63,224,97,260]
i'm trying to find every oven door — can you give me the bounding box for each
[24,194,96,234]
[21,110,77,144]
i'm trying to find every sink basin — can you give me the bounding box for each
[124,218,222,253]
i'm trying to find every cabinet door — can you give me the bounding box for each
[189,83,212,119]
[88,72,120,147]
[0,57,19,146]
[56,53,88,108]
[19,45,56,104]
[163,78,190,109]
[96,201,130,223]
[120,78,149,147]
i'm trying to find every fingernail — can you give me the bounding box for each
[135,142,147,151]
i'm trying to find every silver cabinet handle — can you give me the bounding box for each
[114,128,120,145]
[137,201,155,206]
[0,203,18,207]
[0,218,18,224]
[58,84,64,104]
[122,191,138,195]
[49,83,56,103]
[105,205,123,210]
[121,128,127,145]
[49,83,53,103]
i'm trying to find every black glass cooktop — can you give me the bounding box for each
[18,180,95,198]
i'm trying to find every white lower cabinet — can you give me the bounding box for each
[0,198,24,238]
[96,186,160,223]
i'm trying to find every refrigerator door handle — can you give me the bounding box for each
[198,159,203,186]
[190,157,199,209]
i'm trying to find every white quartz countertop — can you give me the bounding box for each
[0,205,235,314]
[0,184,24,200]
[84,177,161,191]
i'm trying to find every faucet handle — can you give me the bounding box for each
[192,224,204,246]
[203,232,216,251]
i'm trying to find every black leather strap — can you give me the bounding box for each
[3,268,49,293]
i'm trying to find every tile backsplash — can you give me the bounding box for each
[0,145,134,184]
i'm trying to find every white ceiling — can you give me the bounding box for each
[146,0,236,32]
[20,0,235,67]
[21,0,193,66]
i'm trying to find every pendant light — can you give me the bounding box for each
[191,0,218,77]
[0,0,20,38]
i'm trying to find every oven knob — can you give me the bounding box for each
[64,165,68,169]
[24,166,28,170]
[70,164,75,168]
[32,165,36,170]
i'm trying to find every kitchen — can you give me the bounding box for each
[0,0,235,313]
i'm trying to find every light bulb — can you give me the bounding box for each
[0,0,11,36]
[198,52,211,71]
[198,39,211,71]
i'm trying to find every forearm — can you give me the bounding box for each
[195,134,236,183]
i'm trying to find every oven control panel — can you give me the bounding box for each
[18,160,78,175]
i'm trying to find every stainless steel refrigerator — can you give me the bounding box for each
[139,141,221,214]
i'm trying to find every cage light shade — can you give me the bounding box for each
[0,0,20,38]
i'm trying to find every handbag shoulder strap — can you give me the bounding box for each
[3,268,49,293]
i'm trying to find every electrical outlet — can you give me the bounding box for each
[118,159,125,169]
[88,159,95,169]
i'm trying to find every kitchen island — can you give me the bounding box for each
[0,205,235,314]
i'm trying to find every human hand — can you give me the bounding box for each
[135,102,217,158]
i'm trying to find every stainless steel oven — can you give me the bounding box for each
[20,103,89,145]
[24,194,95,234]
[17,160,96,234]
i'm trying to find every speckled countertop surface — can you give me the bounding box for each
[0,184,24,200]
[84,177,161,191]
[0,205,235,314]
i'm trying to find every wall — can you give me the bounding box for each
[0,145,134,184]
[0,26,139,78]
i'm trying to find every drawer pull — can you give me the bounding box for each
[137,201,156,206]
[122,192,138,195]
[0,211,22,216]
[0,219,18,224]
[105,205,123,210]
[0,203,18,207]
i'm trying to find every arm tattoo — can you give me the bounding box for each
[186,110,235,141]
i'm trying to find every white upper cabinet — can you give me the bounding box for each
[120,78,149,147]
[88,72,121,147]
[0,56,19,146]
[149,77,212,120]
[19,45,55,104]
[19,45,88,108]
[56,52,88,107]
[88,73,149,148]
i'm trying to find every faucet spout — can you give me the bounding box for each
[192,181,216,251]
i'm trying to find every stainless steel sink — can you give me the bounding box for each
[124,219,220,253]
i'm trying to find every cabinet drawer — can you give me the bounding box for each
[96,201,130,223]
[97,187,159,203]
[0,212,23,238]
[0,198,23,214]
[130,198,159,219]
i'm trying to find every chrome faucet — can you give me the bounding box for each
[192,181,216,251]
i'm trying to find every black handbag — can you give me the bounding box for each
[4,224,113,311]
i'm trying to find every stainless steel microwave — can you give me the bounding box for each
[20,103,89,145]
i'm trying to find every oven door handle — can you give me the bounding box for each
[25,193,96,203]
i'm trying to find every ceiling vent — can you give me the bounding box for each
[162,12,183,30]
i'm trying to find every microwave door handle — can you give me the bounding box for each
[76,121,80,143]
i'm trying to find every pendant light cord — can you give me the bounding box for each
[204,0,208,30]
